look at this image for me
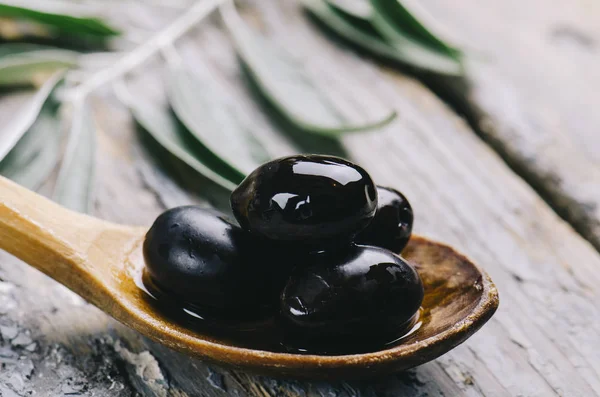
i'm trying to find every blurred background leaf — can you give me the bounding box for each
[0,70,64,159]
[369,0,461,58]
[166,55,270,178]
[52,100,96,213]
[301,0,462,75]
[221,2,397,136]
[0,46,77,86]
[115,79,238,192]
[0,42,64,57]
[0,1,120,37]
[0,95,62,190]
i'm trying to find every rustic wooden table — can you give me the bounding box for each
[0,0,599,396]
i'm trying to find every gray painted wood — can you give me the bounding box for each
[0,1,599,396]
[420,0,600,252]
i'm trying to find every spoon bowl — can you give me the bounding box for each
[0,176,498,379]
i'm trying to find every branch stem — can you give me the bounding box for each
[70,0,225,101]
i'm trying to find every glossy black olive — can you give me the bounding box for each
[356,186,413,253]
[231,155,378,247]
[143,206,284,315]
[280,245,423,343]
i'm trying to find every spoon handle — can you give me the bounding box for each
[0,176,140,299]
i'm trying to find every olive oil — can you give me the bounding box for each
[135,268,423,355]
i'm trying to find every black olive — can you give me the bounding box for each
[280,245,423,345]
[143,206,283,316]
[231,155,378,248]
[356,186,413,253]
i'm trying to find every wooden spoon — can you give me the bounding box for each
[0,176,498,379]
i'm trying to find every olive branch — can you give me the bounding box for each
[0,0,461,212]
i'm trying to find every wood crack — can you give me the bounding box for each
[422,73,600,256]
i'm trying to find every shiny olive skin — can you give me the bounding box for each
[143,206,283,315]
[356,186,413,253]
[231,155,378,247]
[280,245,424,341]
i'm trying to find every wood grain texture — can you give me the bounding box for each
[0,0,598,396]
[418,0,600,252]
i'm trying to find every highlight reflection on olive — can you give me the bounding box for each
[280,245,424,341]
[230,155,378,248]
[143,206,283,315]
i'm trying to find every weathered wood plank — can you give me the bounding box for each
[418,0,600,252]
[0,1,599,396]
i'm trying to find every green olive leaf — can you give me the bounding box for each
[220,2,397,136]
[0,1,120,37]
[0,48,78,86]
[304,0,401,55]
[369,0,461,58]
[301,0,462,75]
[0,43,61,58]
[327,0,372,19]
[114,81,238,192]
[0,70,65,161]
[53,101,96,213]
[0,102,62,191]
[166,62,270,178]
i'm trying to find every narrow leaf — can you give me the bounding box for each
[0,70,64,161]
[53,101,95,213]
[301,0,462,75]
[167,63,270,177]
[369,0,460,60]
[0,104,62,190]
[0,1,120,37]
[327,0,371,19]
[220,2,397,136]
[114,81,238,192]
[0,48,77,86]
[323,0,387,39]
[0,43,61,58]
[369,0,461,57]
